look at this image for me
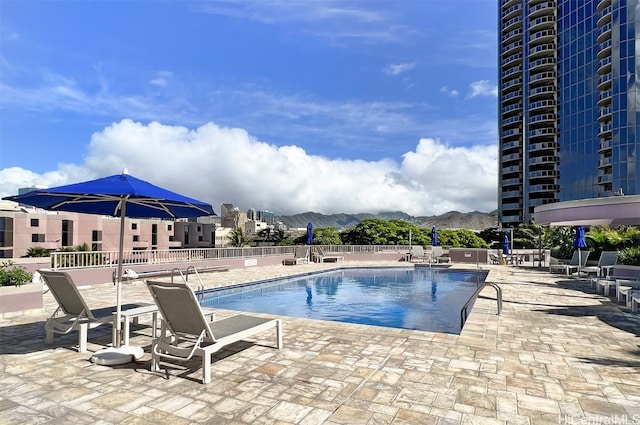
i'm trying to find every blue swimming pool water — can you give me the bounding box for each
[199,267,487,334]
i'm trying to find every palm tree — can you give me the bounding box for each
[228,227,250,247]
[25,246,50,257]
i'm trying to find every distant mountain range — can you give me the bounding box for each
[277,210,499,231]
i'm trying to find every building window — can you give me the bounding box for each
[30,218,39,227]
[131,223,137,230]
[133,235,140,242]
[31,234,44,243]
[198,235,203,241]
[167,224,172,231]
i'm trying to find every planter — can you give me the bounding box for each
[0,283,44,317]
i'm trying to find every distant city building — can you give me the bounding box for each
[246,208,257,220]
[498,0,640,226]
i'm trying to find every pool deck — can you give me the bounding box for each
[1,261,639,424]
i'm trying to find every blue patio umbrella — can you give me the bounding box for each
[3,170,215,361]
[431,226,438,246]
[573,226,587,273]
[502,235,510,255]
[306,222,314,245]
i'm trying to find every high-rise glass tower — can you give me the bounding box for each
[498,0,640,227]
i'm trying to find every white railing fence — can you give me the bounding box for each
[50,245,410,270]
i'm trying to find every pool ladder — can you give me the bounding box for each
[171,266,206,299]
[460,282,502,331]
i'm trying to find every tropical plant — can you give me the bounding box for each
[437,229,489,248]
[25,246,50,257]
[341,219,429,246]
[618,246,640,266]
[310,227,342,245]
[544,226,575,259]
[0,261,32,287]
[228,227,250,247]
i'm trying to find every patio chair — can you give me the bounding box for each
[146,280,283,384]
[39,270,145,352]
[548,251,589,275]
[432,246,451,263]
[314,246,345,263]
[580,251,618,277]
[282,246,309,265]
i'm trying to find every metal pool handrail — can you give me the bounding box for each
[460,282,502,331]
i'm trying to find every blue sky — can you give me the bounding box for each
[0,0,498,217]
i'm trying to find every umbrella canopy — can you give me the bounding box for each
[431,226,438,246]
[573,226,587,249]
[3,170,215,353]
[502,235,510,255]
[306,222,314,245]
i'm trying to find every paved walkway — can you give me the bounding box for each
[1,262,639,424]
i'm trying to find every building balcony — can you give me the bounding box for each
[501,165,522,175]
[502,52,522,67]
[597,173,613,184]
[529,57,556,72]
[502,90,522,104]
[529,99,556,112]
[598,39,612,59]
[502,177,521,186]
[597,22,612,44]
[502,65,523,80]
[502,103,522,116]
[132,240,150,249]
[529,112,556,125]
[598,123,612,137]
[598,89,612,107]
[529,184,559,194]
[529,29,556,46]
[529,85,556,99]
[598,106,612,122]
[529,71,556,85]
[529,155,558,165]
[501,128,521,139]
[529,42,555,58]
[502,78,523,92]
[597,0,611,13]
[502,152,521,162]
[502,3,522,21]
[529,15,555,32]
[502,115,522,126]
[598,56,612,74]
[598,156,612,168]
[501,202,522,211]
[598,139,612,152]
[502,40,523,56]
[528,1,556,19]
[597,5,612,27]
[529,141,557,153]
[597,73,612,90]
[503,16,523,33]
[501,190,522,199]
[501,215,523,224]
[502,140,521,151]
[529,169,558,180]
[502,0,520,9]
[529,128,557,140]
[502,28,522,44]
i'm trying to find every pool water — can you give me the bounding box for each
[199,267,487,334]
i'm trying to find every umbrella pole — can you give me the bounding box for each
[115,201,126,348]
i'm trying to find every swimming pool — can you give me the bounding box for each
[199,267,487,334]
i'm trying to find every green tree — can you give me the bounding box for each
[437,229,489,248]
[340,219,428,246]
[312,227,342,245]
[228,227,250,247]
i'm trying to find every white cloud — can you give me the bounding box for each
[0,119,497,217]
[150,70,173,87]
[466,80,497,98]
[440,86,458,97]
[383,62,415,76]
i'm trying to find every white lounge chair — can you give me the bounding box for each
[146,280,283,384]
[549,251,589,275]
[39,270,146,352]
[408,246,429,263]
[314,246,344,263]
[432,246,451,263]
[581,251,618,277]
[282,246,309,265]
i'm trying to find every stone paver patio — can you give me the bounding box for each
[1,262,639,424]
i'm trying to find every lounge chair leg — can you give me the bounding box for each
[276,320,283,349]
[78,323,88,352]
[203,354,212,384]
[45,328,54,345]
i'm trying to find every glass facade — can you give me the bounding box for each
[498,0,640,226]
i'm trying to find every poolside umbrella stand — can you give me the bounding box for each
[3,169,215,365]
[573,226,588,276]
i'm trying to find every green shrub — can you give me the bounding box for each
[0,261,33,287]
[618,247,640,266]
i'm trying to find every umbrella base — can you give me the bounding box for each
[91,345,144,365]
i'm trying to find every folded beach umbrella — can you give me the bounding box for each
[502,235,510,255]
[307,222,314,245]
[573,225,587,273]
[3,169,215,363]
[431,226,438,246]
